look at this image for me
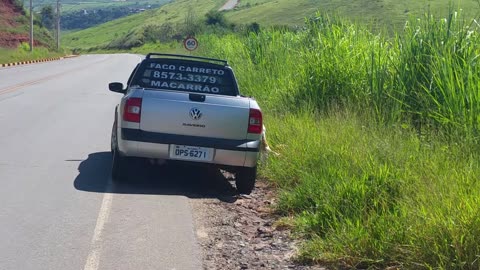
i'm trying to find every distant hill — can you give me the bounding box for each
[23,0,171,31]
[26,0,172,13]
[60,1,171,30]
[0,0,54,48]
[62,0,480,50]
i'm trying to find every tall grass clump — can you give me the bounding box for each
[199,16,392,114]
[394,11,480,140]
[263,112,480,268]
[197,30,308,111]
[180,10,480,268]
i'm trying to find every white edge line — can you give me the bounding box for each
[83,183,114,270]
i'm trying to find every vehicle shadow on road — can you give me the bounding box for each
[73,152,238,203]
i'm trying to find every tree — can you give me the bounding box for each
[12,0,25,15]
[40,5,55,30]
[205,10,227,27]
[247,22,261,33]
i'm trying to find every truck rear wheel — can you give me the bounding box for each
[112,147,129,183]
[111,123,129,182]
[235,167,257,194]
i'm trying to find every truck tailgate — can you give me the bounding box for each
[140,90,250,141]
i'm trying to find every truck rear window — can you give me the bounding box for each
[131,59,237,96]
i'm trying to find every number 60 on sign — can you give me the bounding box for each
[183,36,198,51]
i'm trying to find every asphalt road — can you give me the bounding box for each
[0,54,206,270]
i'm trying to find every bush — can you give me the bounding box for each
[18,42,30,52]
[205,10,228,27]
[247,22,261,33]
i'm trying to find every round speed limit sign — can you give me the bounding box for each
[183,36,198,51]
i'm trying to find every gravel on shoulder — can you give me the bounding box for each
[191,177,325,270]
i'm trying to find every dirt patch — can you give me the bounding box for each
[219,0,239,11]
[0,0,24,28]
[0,0,41,48]
[191,178,325,270]
[0,32,41,48]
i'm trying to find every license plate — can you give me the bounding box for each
[169,145,213,162]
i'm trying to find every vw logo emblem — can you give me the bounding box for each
[189,108,202,120]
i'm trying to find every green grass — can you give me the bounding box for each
[0,45,66,64]
[132,10,480,268]
[227,0,480,30]
[264,112,480,268]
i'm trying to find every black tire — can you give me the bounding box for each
[110,122,116,154]
[235,167,257,194]
[112,147,129,183]
[111,122,129,182]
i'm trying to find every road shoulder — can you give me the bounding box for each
[191,180,325,269]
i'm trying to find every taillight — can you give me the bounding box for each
[123,97,142,123]
[248,109,263,134]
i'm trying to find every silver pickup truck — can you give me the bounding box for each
[108,53,262,194]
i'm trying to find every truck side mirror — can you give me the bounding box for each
[109,82,125,94]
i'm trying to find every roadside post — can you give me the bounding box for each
[29,0,33,51]
[183,36,198,54]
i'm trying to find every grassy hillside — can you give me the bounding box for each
[63,0,225,49]
[0,0,65,64]
[228,0,480,29]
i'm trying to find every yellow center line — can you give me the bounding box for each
[0,56,110,96]
[0,74,61,96]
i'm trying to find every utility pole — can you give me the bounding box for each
[56,0,60,50]
[29,0,33,51]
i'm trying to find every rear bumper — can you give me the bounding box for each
[118,128,260,167]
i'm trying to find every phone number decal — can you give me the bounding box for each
[152,71,217,84]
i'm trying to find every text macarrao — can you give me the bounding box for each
[150,80,220,93]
